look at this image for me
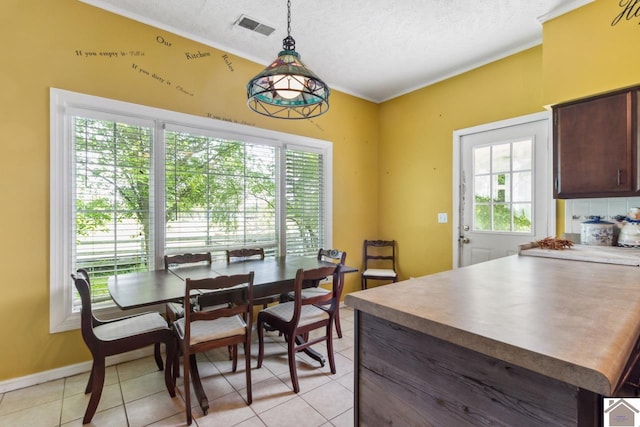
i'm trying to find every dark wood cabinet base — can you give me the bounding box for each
[354,311,601,426]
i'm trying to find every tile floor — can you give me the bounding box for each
[0,307,356,427]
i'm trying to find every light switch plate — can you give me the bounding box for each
[438,213,448,223]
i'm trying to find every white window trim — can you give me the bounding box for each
[50,88,333,333]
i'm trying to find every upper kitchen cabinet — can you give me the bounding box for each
[553,88,636,199]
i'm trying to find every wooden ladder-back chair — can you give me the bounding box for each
[164,252,213,328]
[174,272,255,425]
[288,249,347,338]
[257,264,342,393]
[226,248,279,308]
[361,239,398,290]
[163,252,234,368]
[71,269,176,424]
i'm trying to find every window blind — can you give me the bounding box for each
[73,117,154,308]
[164,130,277,258]
[285,148,324,257]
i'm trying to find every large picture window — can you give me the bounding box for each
[50,88,332,332]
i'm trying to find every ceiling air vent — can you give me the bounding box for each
[235,15,275,36]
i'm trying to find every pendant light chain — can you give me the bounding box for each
[283,0,295,51]
[287,0,291,38]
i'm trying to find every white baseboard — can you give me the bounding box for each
[0,347,154,394]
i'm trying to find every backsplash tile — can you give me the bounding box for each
[564,197,640,234]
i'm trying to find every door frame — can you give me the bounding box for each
[452,111,555,268]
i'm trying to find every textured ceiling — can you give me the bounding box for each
[80,0,592,102]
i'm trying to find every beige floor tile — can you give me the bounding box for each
[125,391,185,427]
[0,399,62,427]
[63,367,118,398]
[329,408,355,427]
[335,371,354,393]
[60,404,127,427]
[337,345,354,361]
[220,360,274,392]
[175,370,236,414]
[258,395,326,427]
[120,370,172,403]
[0,379,64,416]
[116,354,166,382]
[330,352,354,376]
[144,411,189,426]
[247,377,296,414]
[191,390,255,427]
[277,361,333,393]
[60,382,123,424]
[301,381,352,420]
[234,416,267,426]
[332,333,354,350]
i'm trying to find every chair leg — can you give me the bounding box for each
[163,338,176,397]
[83,357,106,424]
[84,362,95,394]
[231,345,238,372]
[334,308,343,338]
[287,335,300,393]
[243,340,252,404]
[327,325,336,375]
[183,350,192,426]
[257,318,265,368]
[153,343,164,371]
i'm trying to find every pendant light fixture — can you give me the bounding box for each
[246,0,329,119]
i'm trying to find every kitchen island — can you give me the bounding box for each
[345,254,640,426]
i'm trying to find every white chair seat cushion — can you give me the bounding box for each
[262,301,329,327]
[174,315,246,345]
[362,268,397,278]
[94,312,167,341]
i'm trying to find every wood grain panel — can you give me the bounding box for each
[356,312,594,426]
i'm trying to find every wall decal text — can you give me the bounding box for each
[612,0,640,26]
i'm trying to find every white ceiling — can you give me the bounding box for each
[81,0,592,103]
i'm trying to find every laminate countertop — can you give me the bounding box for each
[345,254,640,396]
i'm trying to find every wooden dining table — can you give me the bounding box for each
[107,256,356,414]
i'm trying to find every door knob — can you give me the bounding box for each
[459,236,470,244]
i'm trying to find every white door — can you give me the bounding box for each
[453,113,554,267]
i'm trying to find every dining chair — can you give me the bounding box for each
[287,249,347,338]
[164,252,213,327]
[361,239,398,290]
[71,269,176,424]
[226,248,279,309]
[257,264,342,393]
[164,252,235,369]
[173,272,255,425]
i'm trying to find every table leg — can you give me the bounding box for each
[188,354,209,414]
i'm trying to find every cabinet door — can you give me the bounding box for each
[554,91,633,198]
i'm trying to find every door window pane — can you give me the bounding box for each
[474,175,490,202]
[492,143,511,173]
[474,205,491,231]
[474,146,490,174]
[512,140,532,171]
[513,203,532,232]
[472,138,533,233]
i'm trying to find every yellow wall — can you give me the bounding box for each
[0,0,378,381]
[543,0,640,106]
[544,0,640,236]
[378,47,545,277]
[2,0,637,383]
